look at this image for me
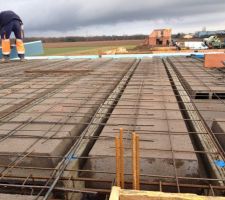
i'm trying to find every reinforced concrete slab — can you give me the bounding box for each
[83,58,199,189]
[0,59,134,179]
[0,194,41,200]
[211,120,225,151]
[169,57,225,99]
[193,100,225,127]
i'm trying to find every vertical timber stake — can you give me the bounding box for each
[115,136,121,187]
[132,132,140,190]
[132,132,137,190]
[136,134,140,190]
[120,128,125,188]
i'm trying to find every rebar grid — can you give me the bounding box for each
[0,58,224,199]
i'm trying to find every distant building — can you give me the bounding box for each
[144,29,172,46]
[202,26,207,32]
[195,30,225,38]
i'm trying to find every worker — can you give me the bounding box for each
[0,10,25,62]
[175,42,181,51]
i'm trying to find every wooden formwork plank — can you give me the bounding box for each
[109,187,120,200]
[109,187,225,200]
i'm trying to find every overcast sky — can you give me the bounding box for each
[0,0,225,37]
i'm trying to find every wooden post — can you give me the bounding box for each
[115,136,121,187]
[120,128,125,189]
[116,130,140,190]
[132,132,137,190]
[136,134,140,190]
[132,132,140,190]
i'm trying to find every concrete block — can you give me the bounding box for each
[169,57,225,98]
[193,100,225,127]
[204,54,225,68]
[211,120,225,151]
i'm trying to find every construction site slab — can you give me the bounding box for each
[193,100,225,127]
[0,194,41,200]
[168,57,225,99]
[83,58,199,188]
[0,59,134,179]
[211,120,225,151]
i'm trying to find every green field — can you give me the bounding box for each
[43,45,136,56]
[42,40,143,56]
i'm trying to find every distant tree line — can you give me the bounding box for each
[23,33,225,43]
[24,35,147,43]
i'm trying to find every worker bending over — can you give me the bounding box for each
[0,11,25,62]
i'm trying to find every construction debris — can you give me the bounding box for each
[104,47,128,55]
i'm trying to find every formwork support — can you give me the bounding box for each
[115,136,121,187]
[115,128,125,188]
[109,187,225,200]
[132,132,140,190]
[115,131,140,190]
[120,128,125,189]
[136,134,140,190]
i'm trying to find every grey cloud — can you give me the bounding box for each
[0,0,225,35]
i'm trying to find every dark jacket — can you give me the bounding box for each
[0,11,22,30]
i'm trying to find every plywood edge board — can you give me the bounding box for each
[109,187,225,200]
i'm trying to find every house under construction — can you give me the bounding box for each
[144,29,172,46]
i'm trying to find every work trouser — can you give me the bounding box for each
[1,19,25,58]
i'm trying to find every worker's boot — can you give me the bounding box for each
[1,55,10,63]
[18,54,25,62]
